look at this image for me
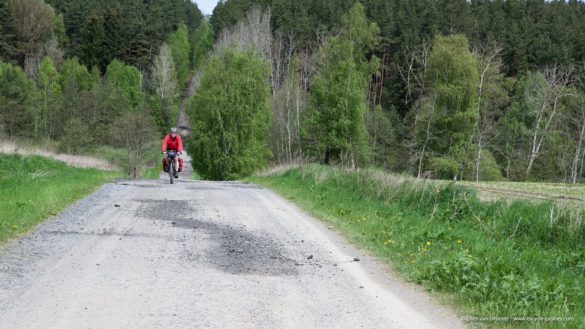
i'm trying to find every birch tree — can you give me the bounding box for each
[152,43,177,133]
[37,56,61,139]
[152,43,177,101]
[523,67,572,177]
[419,34,479,179]
[398,42,431,175]
[309,3,379,167]
[472,44,508,181]
[188,8,273,180]
[568,67,585,183]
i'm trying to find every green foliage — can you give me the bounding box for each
[0,0,16,62]
[475,149,503,182]
[190,20,215,70]
[151,43,178,135]
[109,111,157,177]
[0,154,118,242]
[59,117,93,154]
[53,13,67,47]
[0,59,34,138]
[414,34,479,178]
[429,156,460,180]
[365,106,402,169]
[167,22,191,86]
[1,0,584,184]
[60,57,95,91]
[104,59,143,110]
[37,56,62,139]
[339,2,380,54]
[250,165,585,327]
[8,0,56,68]
[46,0,202,69]
[308,3,379,167]
[426,34,479,150]
[188,47,271,180]
[78,5,123,72]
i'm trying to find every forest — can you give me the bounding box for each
[2,0,585,182]
[0,0,209,174]
[204,0,585,181]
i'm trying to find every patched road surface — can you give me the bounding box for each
[0,169,465,328]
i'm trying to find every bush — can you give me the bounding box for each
[188,47,271,180]
[429,156,460,179]
[60,118,93,154]
[477,149,504,181]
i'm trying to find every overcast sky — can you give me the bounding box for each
[193,0,220,16]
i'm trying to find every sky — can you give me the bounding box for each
[193,0,220,16]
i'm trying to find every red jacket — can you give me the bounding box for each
[162,134,183,152]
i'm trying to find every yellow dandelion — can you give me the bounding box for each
[426,241,431,246]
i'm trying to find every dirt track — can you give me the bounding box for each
[0,169,465,328]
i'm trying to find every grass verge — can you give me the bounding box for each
[0,154,120,242]
[249,165,585,328]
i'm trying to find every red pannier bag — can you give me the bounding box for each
[162,158,169,172]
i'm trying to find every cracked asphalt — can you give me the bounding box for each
[0,171,465,328]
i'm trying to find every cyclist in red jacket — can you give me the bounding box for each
[162,127,183,178]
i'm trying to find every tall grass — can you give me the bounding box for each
[1,139,117,170]
[136,148,165,179]
[0,154,119,242]
[250,165,585,328]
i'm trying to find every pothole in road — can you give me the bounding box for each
[135,199,297,276]
[201,222,297,276]
[136,199,194,223]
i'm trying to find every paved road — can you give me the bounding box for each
[0,169,465,328]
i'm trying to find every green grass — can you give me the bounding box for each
[143,163,163,179]
[91,145,128,168]
[249,165,585,328]
[0,154,120,242]
[137,148,166,179]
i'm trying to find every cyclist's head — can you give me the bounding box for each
[170,127,177,136]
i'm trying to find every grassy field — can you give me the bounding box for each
[249,165,585,328]
[0,154,120,242]
[458,180,585,206]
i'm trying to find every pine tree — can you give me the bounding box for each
[0,0,16,63]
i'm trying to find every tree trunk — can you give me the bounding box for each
[475,132,483,181]
[571,116,585,183]
[418,97,436,178]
